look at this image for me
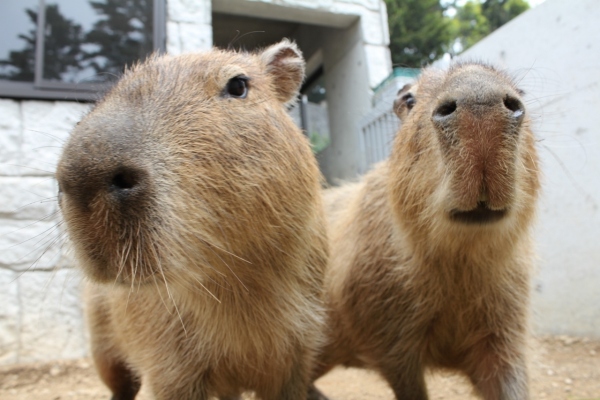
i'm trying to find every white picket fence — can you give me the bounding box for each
[358,70,418,174]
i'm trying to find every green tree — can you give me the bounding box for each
[482,0,530,31]
[451,0,530,52]
[385,0,453,67]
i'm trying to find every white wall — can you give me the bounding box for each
[461,0,600,337]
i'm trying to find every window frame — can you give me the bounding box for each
[0,0,166,101]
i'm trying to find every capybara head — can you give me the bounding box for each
[56,40,322,286]
[388,62,540,241]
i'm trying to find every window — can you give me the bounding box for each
[0,0,166,101]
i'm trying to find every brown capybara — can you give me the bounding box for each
[56,40,328,400]
[311,62,540,400]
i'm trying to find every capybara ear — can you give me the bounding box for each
[393,83,416,120]
[261,39,305,104]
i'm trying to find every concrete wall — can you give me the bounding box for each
[0,0,391,365]
[460,0,600,337]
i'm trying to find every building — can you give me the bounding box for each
[0,0,391,365]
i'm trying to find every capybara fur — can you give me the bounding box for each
[56,40,328,400]
[312,62,540,400]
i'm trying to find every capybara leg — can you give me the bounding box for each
[219,396,242,400]
[307,383,330,400]
[87,293,141,400]
[263,358,311,400]
[468,357,529,400]
[149,381,208,400]
[94,357,141,400]
[380,357,428,400]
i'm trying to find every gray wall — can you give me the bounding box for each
[461,0,600,337]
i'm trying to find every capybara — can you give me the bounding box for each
[56,40,328,400]
[311,62,540,400]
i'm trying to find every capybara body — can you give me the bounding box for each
[56,40,327,400]
[313,62,540,399]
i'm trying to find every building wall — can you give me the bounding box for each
[460,0,600,337]
[0,0,391,365]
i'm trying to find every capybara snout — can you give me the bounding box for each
[57,127,153,210]
[404,64,532,224]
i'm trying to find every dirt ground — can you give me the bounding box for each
[0,336,598,400]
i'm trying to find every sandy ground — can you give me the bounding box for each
[0,336,598,400]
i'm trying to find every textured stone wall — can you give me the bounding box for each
[0,100,90,364]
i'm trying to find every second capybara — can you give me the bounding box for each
[311,62,540,399]
[56,40,328,400]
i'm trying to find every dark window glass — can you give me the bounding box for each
[0,0,164,100]
[0,0,40,82]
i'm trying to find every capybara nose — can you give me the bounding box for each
[109,166,144,196]
[57,160,148,211]
[432,91,525,132]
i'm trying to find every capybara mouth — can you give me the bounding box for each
[450,202,507,224]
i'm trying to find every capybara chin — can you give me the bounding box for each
[55,40,328,400]
[312,62,540,400]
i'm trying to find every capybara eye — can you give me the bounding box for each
[403,93,416,110]
[225,76,249,98]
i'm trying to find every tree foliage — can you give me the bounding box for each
[482,0,530,31]
[384,0,531,67]
[450,0,530,53]
[385,0,452,68]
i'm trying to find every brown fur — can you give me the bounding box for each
[56,40,328,400]
[311,62,540,400]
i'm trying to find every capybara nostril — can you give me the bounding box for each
[503,95,525,120]
[433,99,457,120]
[110,169,140,192]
